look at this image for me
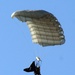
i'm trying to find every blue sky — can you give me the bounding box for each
[0,0,75,75]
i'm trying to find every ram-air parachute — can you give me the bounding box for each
[11,10,65,46]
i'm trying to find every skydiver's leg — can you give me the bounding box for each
[34,72,41,75]
[23,61,35,72]
[30,61,35,68]
[34,67,41,75]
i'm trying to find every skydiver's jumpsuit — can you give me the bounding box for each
[23,60,41,75]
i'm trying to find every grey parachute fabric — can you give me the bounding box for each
[11,10,65,46]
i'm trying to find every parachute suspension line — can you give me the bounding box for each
[34,48,38,57]
[13,19,22,32]
[33,47,41,58]
[13,20,29,44]
[34,49,37,58]
[14,20,39,58]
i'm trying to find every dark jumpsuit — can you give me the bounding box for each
[24,61,41,75]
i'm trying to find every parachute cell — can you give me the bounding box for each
[11,10,65,46]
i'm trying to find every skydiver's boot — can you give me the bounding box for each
[24,67,33,72]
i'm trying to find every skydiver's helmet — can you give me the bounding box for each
[35,57,42,67]
[36,57,41,61]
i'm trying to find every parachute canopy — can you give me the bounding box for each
[11,10,65,46]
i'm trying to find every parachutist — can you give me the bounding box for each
[23,57,41,75]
